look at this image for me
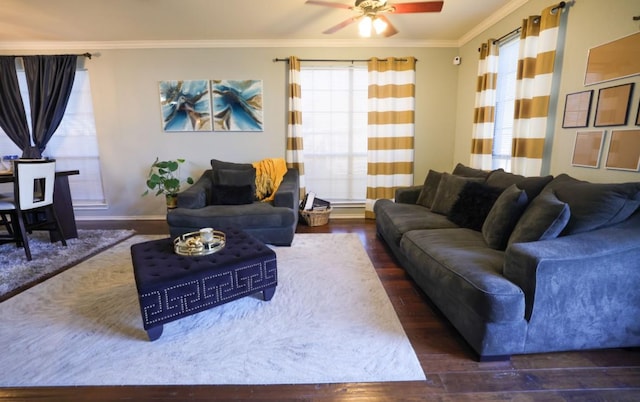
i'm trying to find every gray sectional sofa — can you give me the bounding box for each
[374,163,640,361]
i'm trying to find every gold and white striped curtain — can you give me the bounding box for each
[365,57,416,219]
[286,56,306,198]
[470,40,499,170]
[512,5,562,175]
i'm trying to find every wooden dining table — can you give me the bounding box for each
[0,169,80,240]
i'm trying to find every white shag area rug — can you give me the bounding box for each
[0,233,426,386]
[0,229,135,301]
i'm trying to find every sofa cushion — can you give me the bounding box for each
[431,173,484,215]
[447,181,502,231]
[374,199,459,246]
[416,169,443,208]
[168,202,296,229]
[482,184,528,250]
[400,228,525,323]
[452,163,491,179]
[485,169,553,200]
[508,189,570,246]
[544,174,640,235]
[210,184,254,205]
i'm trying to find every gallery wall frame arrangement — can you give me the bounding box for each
[571,130,605,169]
[158,79,264,132]
[605,129,640,172]
[594,83,634,127]
[562,90,593,128]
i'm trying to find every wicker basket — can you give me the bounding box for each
[300,207,332,226]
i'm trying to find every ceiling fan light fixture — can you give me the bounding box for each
[358,15,373,37]
[372,17,387,34]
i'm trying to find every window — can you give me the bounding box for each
[300,66,368,205]
[492,37,519,171]
[0,68,106,208]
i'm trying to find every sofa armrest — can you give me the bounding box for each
[395,185,422,204]
[504,213,640,322]
[176,170,213,209]
[273,168,300,211]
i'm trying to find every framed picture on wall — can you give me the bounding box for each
[584,32,640,86]
[211,80,264,131]
[159,80,212,132]
[562,90,593,128]
[605,129,640,171]
[636,101,640,126]
[594,83,634,127]
[571,130,605,168]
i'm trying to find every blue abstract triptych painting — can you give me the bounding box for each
[159,79,263,132]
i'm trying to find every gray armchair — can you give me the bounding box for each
[167,164,299,246]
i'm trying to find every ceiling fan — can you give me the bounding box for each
[306,0,444,37]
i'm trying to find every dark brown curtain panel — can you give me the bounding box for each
[0,56,32,152]
[22,55,77,158]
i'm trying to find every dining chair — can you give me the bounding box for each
[0,159,67,260]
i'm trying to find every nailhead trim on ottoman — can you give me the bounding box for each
[130,228,277,341]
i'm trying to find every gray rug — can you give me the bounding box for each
[0,229,135,301]
[0,233,426,386]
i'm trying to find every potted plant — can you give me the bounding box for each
[142,157,194,209]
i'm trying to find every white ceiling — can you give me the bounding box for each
[0,0,525,48]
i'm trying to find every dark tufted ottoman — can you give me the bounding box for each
[130,228,277,341]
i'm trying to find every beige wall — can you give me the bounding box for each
[83,46,458,218]
[454,0,640,183]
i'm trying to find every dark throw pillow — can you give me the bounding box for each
[451,163,490,179]
[214,168,257,200]
[210,184,254,205]
[210,159,254,173]
[447,181,503,231]
[485,169,553,200]
[430,173,485,215]
[508,189,570,246]
[482,184,528,250]
[416,170,443,209]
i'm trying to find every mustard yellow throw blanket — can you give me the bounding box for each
[253,158,288,202]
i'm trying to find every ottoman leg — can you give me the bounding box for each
[146,325,163,341]
[263,286,276,301]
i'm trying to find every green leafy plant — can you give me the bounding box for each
[142,157,194,197]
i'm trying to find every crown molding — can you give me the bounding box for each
[457,0,529,47]
[0,0,526,52]
[0,38,459,52]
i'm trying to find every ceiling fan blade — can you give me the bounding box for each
[323,17,358,34]
[305,0,352,9]
[391,1,444,13]
[378,15,398,37]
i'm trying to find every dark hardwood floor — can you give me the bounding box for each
[2,219,639,401]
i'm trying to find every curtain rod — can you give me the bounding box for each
[273,57,415,63]
[477,1,566,51]
[11,52,92,59]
